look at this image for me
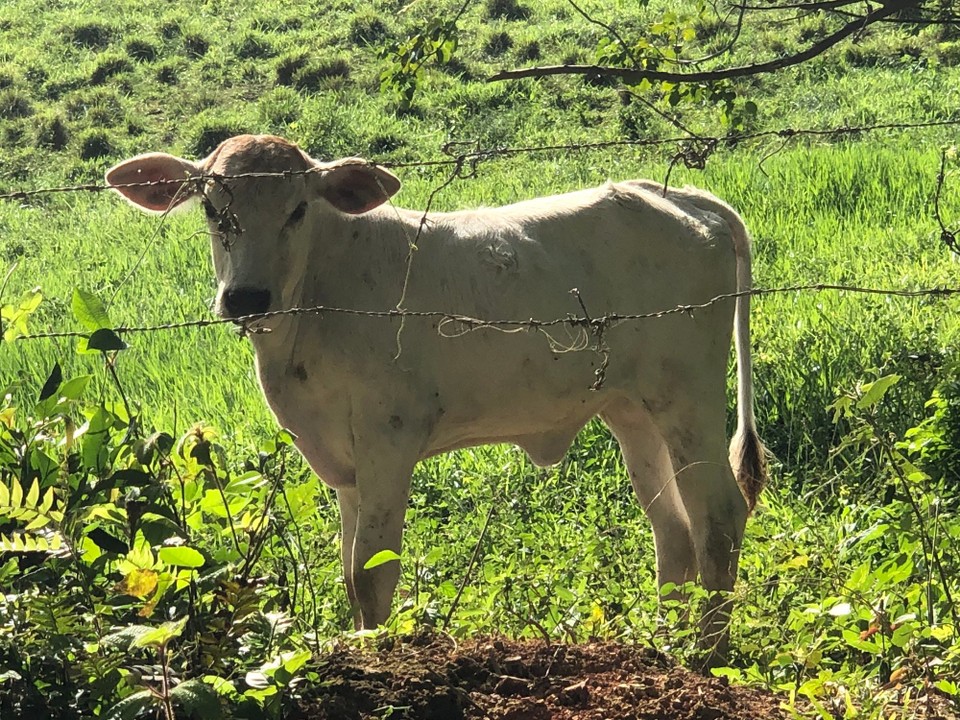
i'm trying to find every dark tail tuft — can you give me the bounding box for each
[729,426,768,513]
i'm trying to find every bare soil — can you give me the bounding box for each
[289,633,817,720]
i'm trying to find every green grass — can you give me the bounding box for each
[2,0,960,716]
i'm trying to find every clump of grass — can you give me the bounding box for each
[233,31,276,60]
[516,39,540,62]
[78,129,114,159]
[483,30,514,57]
[252,15,302,33]
[160,17,184,40]
[188,115,250,156]
[23,65,48,88]
[35,113,70,150]
[258,86,301,127]
[485,0,530,21]
[0,67,17,89]
[90,54,132,85]
[183,33,210,58]
[65,21,115,49]
[350,11,390,44]
[275,53,309,86]
[65,88,124,124]
[293,58,351,91]
[155,61,182,85]
[0,88,33,119]
[368,134,405,155]
[125,38,158,62]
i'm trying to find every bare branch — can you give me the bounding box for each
[489,0,921,85]
[731,0,874,12]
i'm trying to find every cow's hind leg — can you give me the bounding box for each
[336,487,361,628]
[603,400,698,598]
[656,381,749,668]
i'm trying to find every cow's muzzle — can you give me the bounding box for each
[220,287,272,319]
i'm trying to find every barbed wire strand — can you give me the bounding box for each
[13,283,960,343]
[2,118,959,202]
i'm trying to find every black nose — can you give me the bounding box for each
[222,287,271,318]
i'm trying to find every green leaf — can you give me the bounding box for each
[131,617,187,649]
[363,549,401,570]
[857,374,901,410]
[170,678,222,719]
[72,288,110,331]
[158,545,205,568]
[103,689,155,720]
[59,374,92,400]
[87,328,128,352]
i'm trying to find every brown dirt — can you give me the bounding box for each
[289,634,794,720]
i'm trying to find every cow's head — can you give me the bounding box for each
[105,134,401,321]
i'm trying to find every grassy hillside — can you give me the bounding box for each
[2,1,960,716]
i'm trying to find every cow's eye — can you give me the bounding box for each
[286,201,307,227]
[203,198,218,220]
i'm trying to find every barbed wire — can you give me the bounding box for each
[15,282,960,343]
[1,117,959,203]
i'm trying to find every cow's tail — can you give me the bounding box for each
[725,208,767,513]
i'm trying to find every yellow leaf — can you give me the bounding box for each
[122,568,159,598]
[784,555,810,570]
[590,601,605,626]
[26,480,39,509]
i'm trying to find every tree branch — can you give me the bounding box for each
[489,0,921,85]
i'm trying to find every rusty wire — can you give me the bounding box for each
[2,118,960,203]
[13,283,960,344]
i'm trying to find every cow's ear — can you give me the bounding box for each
[314,161,401,214]
[105,153,201,214]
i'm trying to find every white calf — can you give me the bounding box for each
[106,135,766,663]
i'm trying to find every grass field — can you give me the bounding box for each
[2,0,960,717]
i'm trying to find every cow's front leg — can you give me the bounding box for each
[349,436,416,629]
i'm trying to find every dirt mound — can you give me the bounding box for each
[292,634,792,720]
